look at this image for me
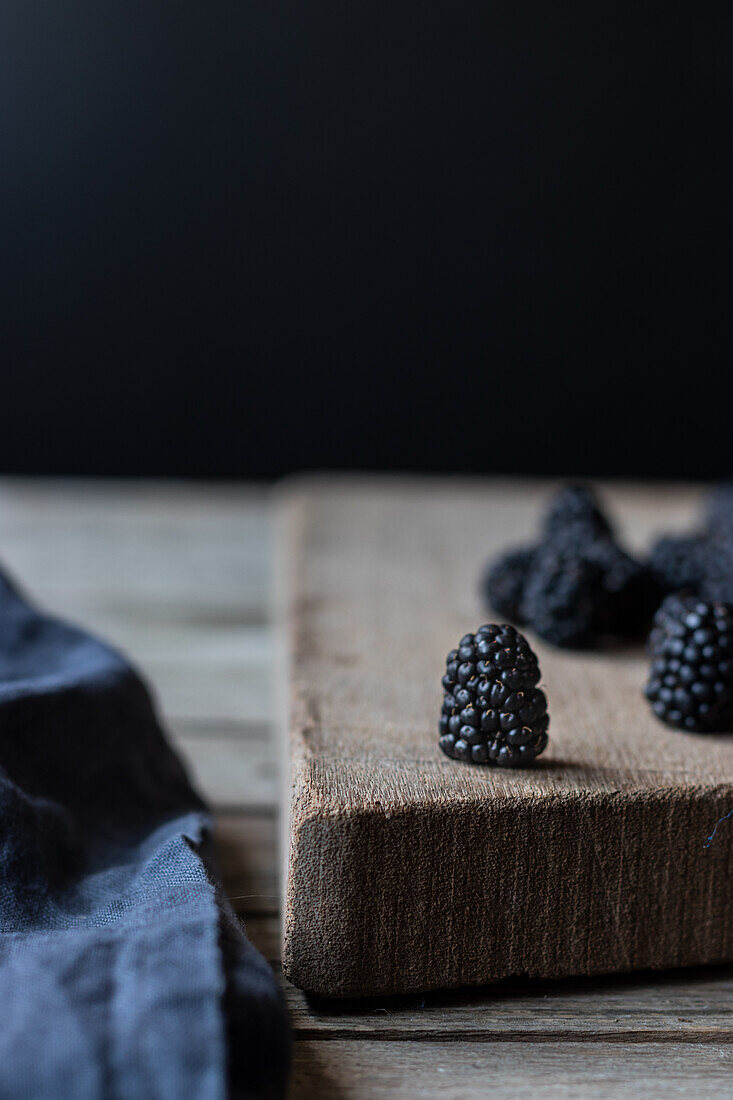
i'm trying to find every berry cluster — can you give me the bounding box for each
[439,624,549,767]
[443,481,733,766]
[484,485,655,648]
[650,481,733,605]
[644,594,733,732]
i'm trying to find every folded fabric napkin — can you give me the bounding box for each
[0,570,289,1098]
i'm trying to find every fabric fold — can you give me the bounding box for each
[0,570,289,1098]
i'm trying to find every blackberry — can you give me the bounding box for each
[542,483,613,543]
[705,481,733,539]
[644,594,733,732]
[648,534,711,596]
[483,482,653,648]
[648,481,733,601]
[439,624,549,767]
[519,542,603,648]
[483,546,534,624]
[573,539,659,637]
[520,540,655,648]
[700,540,733,605]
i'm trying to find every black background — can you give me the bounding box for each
[2,2,731,479]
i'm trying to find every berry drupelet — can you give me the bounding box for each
[439,624,549,767]
[644,594,733,732]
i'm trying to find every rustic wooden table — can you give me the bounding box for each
[3,480,730,1099]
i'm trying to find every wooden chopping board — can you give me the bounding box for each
[276,477,733,997]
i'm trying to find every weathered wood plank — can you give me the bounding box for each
[233,818,733,1048]
[171,727,277,810]
[278,477,733,997]
[283,965,733,1039]
[144,633,272,725]
[0,481,273,728]
[0,479,271,628]
[290,1039,733,1099]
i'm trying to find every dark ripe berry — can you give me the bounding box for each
[541,484,614,542]
[483,482,655,650]
[644,594,733,732]
[518,532,658,649]
[648,534,713,597]
[439,624,549,767]
[705,481,733,537]
[700,540,733,606]
[647,481,733,604]
[518,543,594,648]
[483,546,535,624]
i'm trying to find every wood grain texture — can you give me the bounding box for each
[172,724,277,810]
[278,477,733,997]
[284,964,733,1039]
[290,1039,733,1099]
[0,479,270,627]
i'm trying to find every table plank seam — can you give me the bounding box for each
[291,1029,733,1044]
